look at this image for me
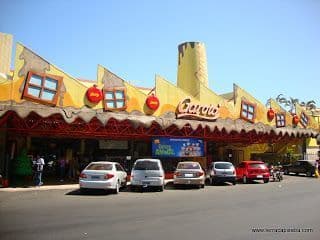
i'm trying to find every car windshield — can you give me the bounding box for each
[248,163,266,169]
[134,161,160,170]
[215,163,233,169]
[177,162,200,170]
[86,163,113,170]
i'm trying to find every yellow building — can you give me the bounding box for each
[0,33,319,185]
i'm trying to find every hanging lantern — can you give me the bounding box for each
[86,85,103,103]
[146,94,160,111]
[267,108,275,121]
[292,115,299,125]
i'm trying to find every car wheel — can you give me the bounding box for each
[113,181,120,194]
[79,188,87,194]
[201,184,205,188]
[306,171,312,177]
[263,178,269,183]
[233,181,236,185]
[159,185,164,192]
[243,175,247,184]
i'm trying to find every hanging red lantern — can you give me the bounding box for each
[292,115,299,125]
[267,108,275,121]
[146,94,160,111]
[86,85,103,103]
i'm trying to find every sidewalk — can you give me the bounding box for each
[0,184,79,192]
[0,179,174,192]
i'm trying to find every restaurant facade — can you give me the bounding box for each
[0,33,319,186]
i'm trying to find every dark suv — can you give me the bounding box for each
[282,160,316,177]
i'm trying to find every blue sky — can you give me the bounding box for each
[1,0,319,106]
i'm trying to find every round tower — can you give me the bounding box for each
[177,42,208,98]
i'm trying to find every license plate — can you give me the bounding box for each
[185,173,193,177]
[142,181,150,185]
[257,175,263,178]
[91,175,100,179]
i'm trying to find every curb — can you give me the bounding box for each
[0,184,79,192]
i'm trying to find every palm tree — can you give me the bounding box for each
[276,94,317,113]
[300,100,317,110]
[276,94,287,105]
[275,94,299,113]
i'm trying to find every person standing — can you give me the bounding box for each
[315,160,319,178]
[34,155,45,186]
[68,157,75,180]
[59,156,66,182]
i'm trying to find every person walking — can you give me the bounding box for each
[34,155,45,186]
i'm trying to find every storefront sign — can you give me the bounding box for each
[99,140,128,149]
[146,94,160,110]
[177,97,220,120]
[86,85,103,103]
[152,137,204,157]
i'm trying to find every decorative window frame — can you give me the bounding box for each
[240,100,256,123]
[300,112,309,128]
[22,71,62,106]
[275,113,286,128]
[103,87,127,111]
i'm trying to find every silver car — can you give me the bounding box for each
[130,159,165,191]
[173,161,205,188]
[208,161,236,185]
[79,161,127,194]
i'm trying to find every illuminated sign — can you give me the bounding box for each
[177,97,220,120]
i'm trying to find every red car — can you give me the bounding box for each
[236,161,270,183]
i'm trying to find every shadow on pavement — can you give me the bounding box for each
[65,186,132,196]
[165,182,204,190]
[209,182,235,187]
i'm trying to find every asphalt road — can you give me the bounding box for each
[1,176,320,240]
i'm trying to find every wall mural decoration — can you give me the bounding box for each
[146,93,160,111]
[240,99,256,123]
[86,84,103,103]
[292,114,300,125]
[267,108,275,121]
[18,47,50,94]
[22,71,62,106]
[102,68,127,111]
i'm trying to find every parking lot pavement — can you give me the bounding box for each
[1,175,319,240]
[0,175,317,193]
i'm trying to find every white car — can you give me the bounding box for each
[130,159,165,191]
[79,161,127,194]
[208,161,236,185]
[173,161,205,188]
